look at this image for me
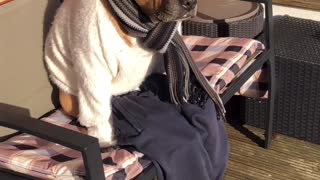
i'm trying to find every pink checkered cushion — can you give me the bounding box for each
[183,35,268,98]
[0,110,151,180]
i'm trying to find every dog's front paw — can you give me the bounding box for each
[87,125,117,147]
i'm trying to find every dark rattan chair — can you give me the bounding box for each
[182,0,276,149]
[223,0,275,149]
[243,15,320,145]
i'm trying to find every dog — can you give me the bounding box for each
[45,0,197,147]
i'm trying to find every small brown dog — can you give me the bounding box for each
[45,0,197,147]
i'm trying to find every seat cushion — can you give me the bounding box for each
[0,110,151,180]
[183,35,267,98]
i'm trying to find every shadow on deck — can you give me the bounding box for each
[225,124,320,180]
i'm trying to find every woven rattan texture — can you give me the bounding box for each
[274,16,320,63]
[182,4,264,38]
[242,16,320,144]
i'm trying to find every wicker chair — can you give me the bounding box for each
[0,0,274,179]
[225,0,275,149]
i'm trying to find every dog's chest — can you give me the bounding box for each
[109,37,158,95]
[97,4,161,95]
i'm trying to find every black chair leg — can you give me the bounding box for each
[264,56,275,149]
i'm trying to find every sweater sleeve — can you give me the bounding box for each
[45,0,116,146]
[45,9,77,95]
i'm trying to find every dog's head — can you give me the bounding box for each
[135,0,198,22]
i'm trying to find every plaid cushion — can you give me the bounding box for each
[183,35,268,98]
[0,110,151,180]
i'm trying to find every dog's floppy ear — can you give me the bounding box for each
[135,0,163,16]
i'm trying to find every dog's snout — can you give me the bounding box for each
[180,0,197,10]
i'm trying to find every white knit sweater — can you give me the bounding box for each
[45,0,163,146]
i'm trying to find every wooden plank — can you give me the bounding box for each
[273,0,320,11]
[226,125,320,161]
[228,139,320,180]
[226,160,274,180]
[225,123,320,180]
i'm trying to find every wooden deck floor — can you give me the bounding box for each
[225,124,320,180]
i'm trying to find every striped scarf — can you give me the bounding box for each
[107,0,225,113]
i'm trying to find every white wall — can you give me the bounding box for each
[273,5,320,21]
[0,0,60,136]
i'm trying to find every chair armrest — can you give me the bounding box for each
[0,110,105,180]
[221,49,271,103]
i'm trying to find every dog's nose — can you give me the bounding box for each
[180,0,197,10]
